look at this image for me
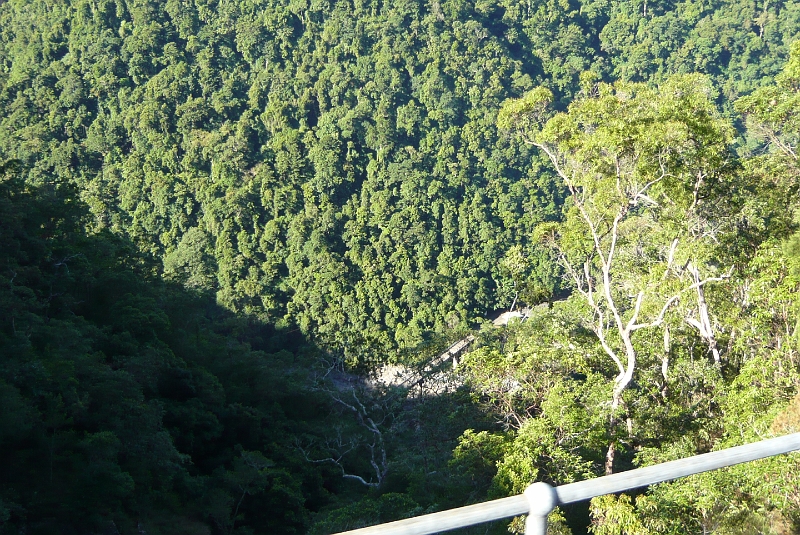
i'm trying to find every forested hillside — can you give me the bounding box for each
[1,0,800,533]
[1,0,798,362]
[0,163,341,533]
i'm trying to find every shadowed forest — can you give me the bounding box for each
[1,0,800,533]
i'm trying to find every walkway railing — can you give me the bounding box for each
[334,432,800,535]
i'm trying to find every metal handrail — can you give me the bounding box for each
[333,432,800,535]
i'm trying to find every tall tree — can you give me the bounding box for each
[498,74,736,473]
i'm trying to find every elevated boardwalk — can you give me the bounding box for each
[374,335,475,392]
[376,306,535,391]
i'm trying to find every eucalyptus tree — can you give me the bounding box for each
[498,74,737,473]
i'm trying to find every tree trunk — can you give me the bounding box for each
[605,440,616,476]
[605,388,624,475]
[686,264,721,365]
[661,326,670,399]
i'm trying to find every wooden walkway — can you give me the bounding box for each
[374,335,476,391]
[395,335,475,390]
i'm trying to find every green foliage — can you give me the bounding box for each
[450,429,509,489]
[3,0,796,366]
[0,173,328,534]
[0,0,572,366]
[2,0,800,531]
[308,492,424,534]
[462,47,800,535]
[590,494,649,535]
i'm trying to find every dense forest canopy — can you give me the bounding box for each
[0,165,334,533]
[1,0,800,533]
[1,0,798,362]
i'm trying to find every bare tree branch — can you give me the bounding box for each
[299,386,391,488]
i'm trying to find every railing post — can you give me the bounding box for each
[524,482,558,535]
